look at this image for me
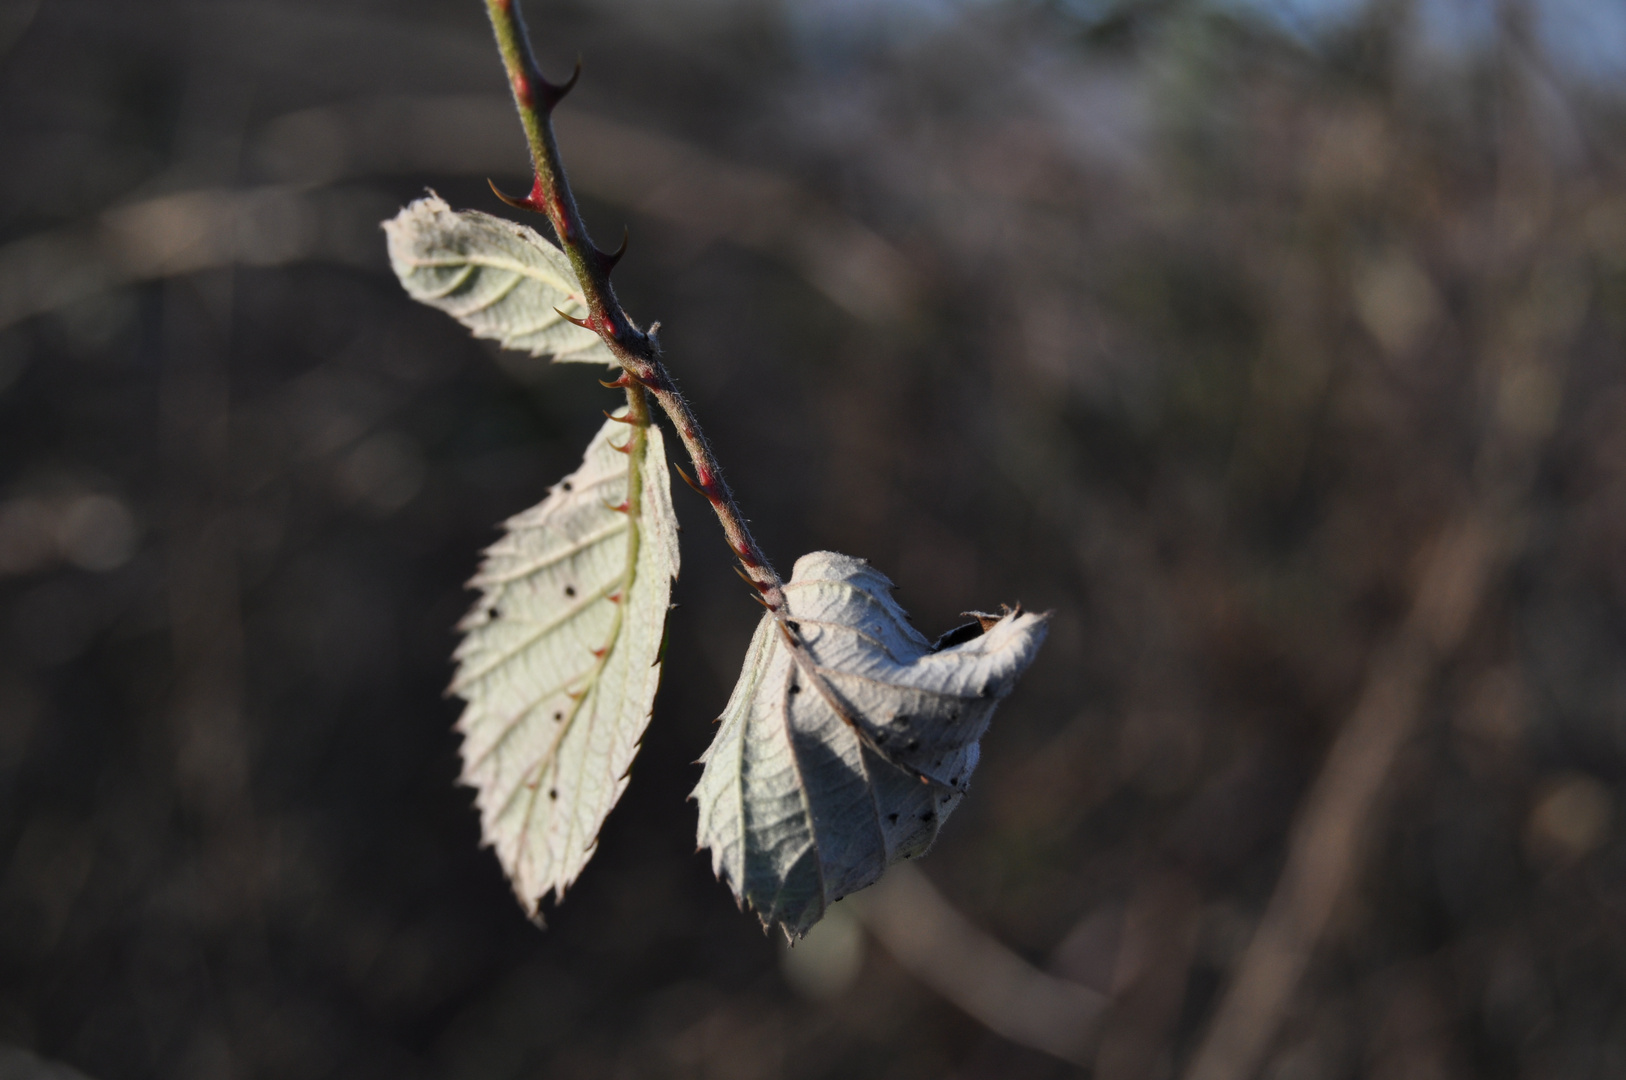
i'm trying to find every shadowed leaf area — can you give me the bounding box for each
[695,552,1046,937]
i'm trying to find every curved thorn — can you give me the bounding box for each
[603,410,640,425]
[599,373,633,389]
[609,438,634,454]
[600,226,629,272]
[673,462,710,498]
[539,56,583,110]
[562,55,583,97]
[488,177,536,211]
[555,307,594,331]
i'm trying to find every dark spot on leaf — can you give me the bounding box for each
[907,739,920,751]
[788,680,800,695]
[565,585,576,597]
[548,788,558,800]
[553,711,563,721]
[489,607,500,620]
[785,620,800,632]
[920,811,935,822]
[887,813,898,823]
[562,481,573,491]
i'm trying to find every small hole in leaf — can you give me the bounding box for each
[562,481,573,491]
[489,607,501,620]
[932,621,985,651]
[565,585,576,597]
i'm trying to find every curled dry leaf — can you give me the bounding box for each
[693,552,1049,938]
[451,411,679,918]
[384,193,615,365]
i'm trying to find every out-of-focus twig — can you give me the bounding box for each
[0,97,920,334]
[255,93,922,322]
[1096,868,1202,1080]
[1184,514,1502,1080]
[0,185,387,331]
[850,862,1107,1066]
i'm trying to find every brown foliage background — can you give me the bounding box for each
[1,1,1624,1078]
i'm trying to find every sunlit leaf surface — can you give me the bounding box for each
[452,411,679,916]
[384,193,616,364]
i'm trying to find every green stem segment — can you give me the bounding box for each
[483,0,785,611]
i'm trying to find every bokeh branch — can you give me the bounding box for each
[1185,516,1502,1080]
[852,864,1107,1065]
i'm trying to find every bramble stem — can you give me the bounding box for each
[483,0,785,611]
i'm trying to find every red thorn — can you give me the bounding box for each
[749,592,774,609]
[733,565,755,587]
[489,177,541,212]
[558,307,595,331]
[609,438,634,454]
[603,410,639,425]
[607,592,622,604]
[590,647,607,658]
[673,463,710,498]
[599,373,634,389]
[606,501,630,514]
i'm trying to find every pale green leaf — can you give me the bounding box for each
[453,411,679,916]
[693,551,1048,938]
[383,193,616,365]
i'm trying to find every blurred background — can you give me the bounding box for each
[2,0,1625,1077]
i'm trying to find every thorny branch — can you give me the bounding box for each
[482,0,785,611]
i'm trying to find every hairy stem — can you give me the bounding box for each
[483,0,785,611]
